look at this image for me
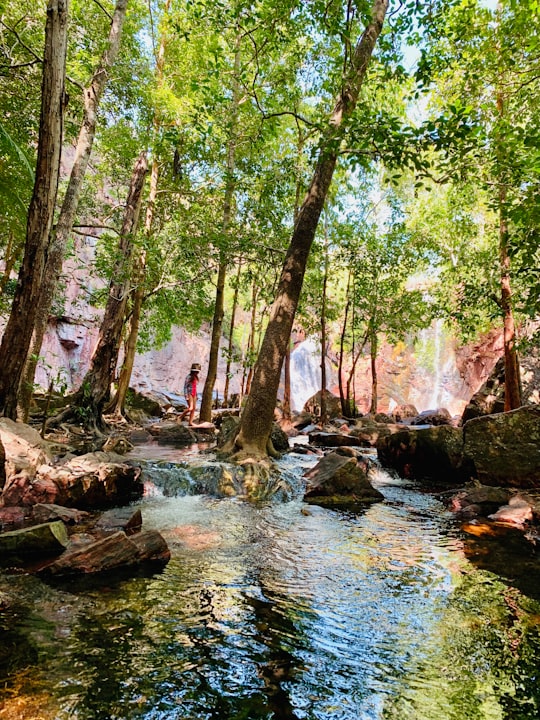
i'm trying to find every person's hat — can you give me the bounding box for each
[190,363,201,372]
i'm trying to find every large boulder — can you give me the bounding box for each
[147,421,197,446]
[410,408,453,426]
[303,390,342,419]
[462,405,540,488]
[349,417,402,447]
[376,425,467,484]
[1,451,143,508]
[303,451,383,509]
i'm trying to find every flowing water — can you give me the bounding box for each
[1,445,540,720]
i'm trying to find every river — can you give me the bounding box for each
[1,443,539,719]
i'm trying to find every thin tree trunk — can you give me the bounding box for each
[0,232,18,294]
[19,0,129,420]
[223,258,242,406]
[496,94,522,410]
[230,0,389,458]
[199,31,242,422]
[244,280,258,397]
[0,0,68,419]
[369,323,378,414]
[338,270,352,416]
[319,215,329,425]
[69,151,147,428]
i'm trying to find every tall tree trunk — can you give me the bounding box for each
[0,0,68,419]
[496,94,522,410]
[229,0,389,458]
[319,215,329,425]
[109,0,171,418]
[244,280,258,397]
[338,270,352,416]
[369,322,378,414]
[199,32,242,422]
[69,151,147,428]
[223,258,242,406]
[18,0,129,421]
[0,232,19,294]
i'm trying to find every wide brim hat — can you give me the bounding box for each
[190,363,201,372]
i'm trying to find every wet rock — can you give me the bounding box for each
[39,529,170,576]
[0,520,69,556]
[0,506,27,529]
[377,425,466,484]
[31,503,90,525]
[488,495,534,528]
[308,431,369,448]
[463,405,540,488]
[392,404,419,422]
[303,451,383,509]
[270,424,290,452]
[349,417,401,447]
[125,388,164,418]
[94,507,142,535]
[148,422,197,446]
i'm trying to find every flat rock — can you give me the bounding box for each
[95,507,142,535]
[0,520,69,556]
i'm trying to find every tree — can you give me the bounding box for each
[65,151,148,430]
[19,0,129,420]
[225,0,390,459]
[0,0,68,419]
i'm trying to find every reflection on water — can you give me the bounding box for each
[1,451,540,719]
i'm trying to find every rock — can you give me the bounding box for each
[0,506,27,529]
[0,418,53,480]
[461,357,505,423]
[463,405,540,488]
[31,503,90,525]
[303,390,342,419]
[39,529,170,576]
[125,388,164,418]
[410,408,453,426]
[489,496,534,527]
[303,451,383,508]
[349,417,402,447]
[148,422,197,446]
[376,425,466,484]
[0,520,69,556]
[101,436,133,454]
[374,412,393,423]
[392,404,419,422]
[1,451,143,508]
[94,507,142,535]
[308,431,369,448]
[270,423,290,452]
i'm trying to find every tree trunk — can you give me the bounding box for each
[0,0,68,419]
[223,258,242,406]
[319,217,329,425]
[369,323,378,414]
[18,0,129,421]
[244,280,259,397]
[199,31,242,422]
[338,271,352,416]
[495,91,522,410]
[69,151,147,428]
[229,0,389,458]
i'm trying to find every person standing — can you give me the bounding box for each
[179,363,201,426]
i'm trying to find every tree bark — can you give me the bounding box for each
[0,0,68,419]
[69,151,147,428]
[369,323,378,414]
[223,258,242,406]
[320,217,329,425]
[229,0,389,458]
[338,271,352,416]
[18,0,129,421]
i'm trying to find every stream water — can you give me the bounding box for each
[1,443,540,720]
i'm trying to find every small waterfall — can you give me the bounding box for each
[288,338,336,412]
